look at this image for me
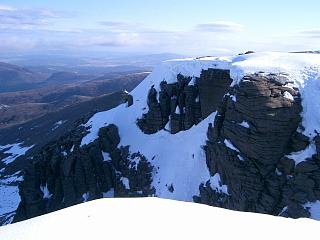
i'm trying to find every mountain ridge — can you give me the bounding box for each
[2,52,320,225]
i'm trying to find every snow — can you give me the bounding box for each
[0,104,9,110]
[237,155,244,161]
[52,120,67,131]
[304,200,320,220]
[80,97,217,201]
[164,120,171,131]
[0,172,23,221]
[209,173,229,194]
[238,121,250,128]
[40,184,52,199]
[0,172,23,185]
[0,185,20,216]
[276,168,283,176]
[102,151,111,161]
[79,52,320,203]
[286,143,317,165]
[188,76,196,85]
[224,139,240,152]
[82,192,90,202]
[284,91,294,101]
[129,155,141,170]
[0,143,34,165]
[102,188,114,198]
[228,52,320,138]
[0,198,319,240]
[175,106,180,114]
[120,177,130,189]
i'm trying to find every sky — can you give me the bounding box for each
[0,0,319,57]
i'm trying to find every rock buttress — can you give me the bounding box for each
[137,69,232,134]
[195,73,319,218]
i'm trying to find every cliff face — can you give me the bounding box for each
[137,69,231,134]
[195,74,319,218]
[9,53,320,223]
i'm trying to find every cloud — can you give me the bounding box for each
[298,28,320,38]
[100,21,137,29]
[194,21,244,33]
[0,5,65,29]
[0,4,16,11]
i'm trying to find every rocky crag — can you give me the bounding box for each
[11,54,320,223]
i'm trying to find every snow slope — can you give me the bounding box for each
[0,143,33,165]
[0,198,319,240]
[80,52,320,202]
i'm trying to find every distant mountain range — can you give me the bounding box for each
[0,53,185,93]
[0,71,148,128]
[0,62,46,93]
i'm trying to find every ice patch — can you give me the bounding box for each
[278,206,288,216]
[164,120,171,131]
[283,91,294,101]
[82,192,90,202]
[52,120,67,131]
[102,151,111,161]
[0,143,34,165]
[224,139,240,152]
[286,143,317,165]
[40,184,52,199]
[0,172,23,184]
[304,200,320,220]
[120,177,130,189]
[188,76,196,85]
[208,173,229,195]
[102,188,115,198]
[238,121,249,128]
[129,156,141,170]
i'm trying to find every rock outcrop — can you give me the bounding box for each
[11,68,320,224]
[137,69,232,134]
[194,73,320,218]
[13,123,154,223]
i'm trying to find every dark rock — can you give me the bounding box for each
[123,93,133,107]
[98,124,120,153]
[13,123,155,223]
[196,73,315,218]
[290,132,310,152]
[295,160,318,173]
[137,69,232,135]
[277,157,295,175]
[198,69,232,118]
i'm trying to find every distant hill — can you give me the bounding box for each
[0,91,126,153]
[0,72,148,128]
[44,71,96,85]
[0,62,46,93]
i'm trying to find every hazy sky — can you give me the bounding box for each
[0,0,319,56]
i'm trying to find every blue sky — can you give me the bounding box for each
[0,0,319,56]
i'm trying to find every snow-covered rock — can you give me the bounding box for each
[8,52,320,224]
